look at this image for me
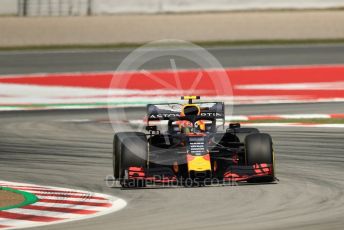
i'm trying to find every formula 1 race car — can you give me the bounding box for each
[113,96,276,188]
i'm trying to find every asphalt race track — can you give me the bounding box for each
[0,105,344,230]
[1,44,344,74]
[0,44,344,230]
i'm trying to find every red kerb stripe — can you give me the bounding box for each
[38,199,111,207]
[21,205,98,214]
[0,211,64,222]
[36,193,106,200]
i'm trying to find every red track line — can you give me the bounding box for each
[0,211,65,222]
[247,115,280,120]
[21,205,98,214]
[38,199,112,207]
[0,66,343,89]
[0,225,11,229]
[331,114,344,118]
[34,193,107,200]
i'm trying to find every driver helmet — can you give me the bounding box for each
[195,120,206,132]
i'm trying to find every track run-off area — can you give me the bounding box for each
[0,44,343,230]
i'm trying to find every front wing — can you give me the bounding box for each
[126,163,274,185]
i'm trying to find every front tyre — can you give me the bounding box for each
[245,133,275,182]
[119,133,148,188]
[113,132,148,187]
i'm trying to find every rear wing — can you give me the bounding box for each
[147,102,225,122]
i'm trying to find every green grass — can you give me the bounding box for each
[1,38,344,51]
[230,118,344,124]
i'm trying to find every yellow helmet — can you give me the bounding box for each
[195,120,206,132]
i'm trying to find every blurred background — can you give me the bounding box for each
[0,0,344,48]
[1,0,344,16]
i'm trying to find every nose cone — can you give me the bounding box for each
[187,154,211,172]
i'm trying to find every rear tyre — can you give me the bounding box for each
[234,128,259,143]
[245,133,275,183]
[113,132,148,188]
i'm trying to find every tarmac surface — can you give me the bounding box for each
[0,105,343,230]
[1,44,344,74]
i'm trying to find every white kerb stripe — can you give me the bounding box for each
[3,209,84,219]
[31,202,111,211]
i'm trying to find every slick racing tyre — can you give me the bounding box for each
[235,128,259,143]
[245,133,275,182]
[113,132,147,175]
[113,132,148,188]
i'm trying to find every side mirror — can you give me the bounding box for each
[229,123,241,129]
